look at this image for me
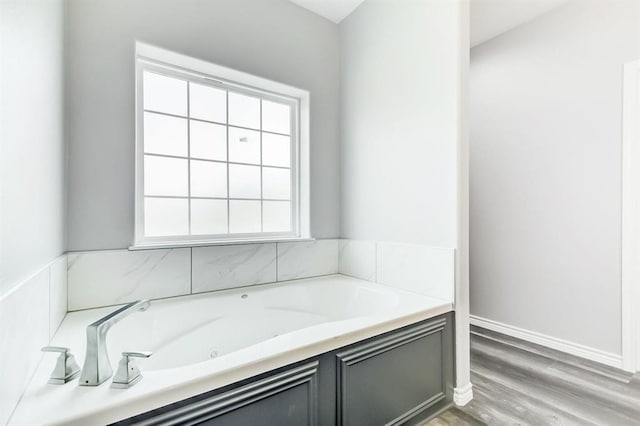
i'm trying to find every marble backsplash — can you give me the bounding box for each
[191,243,278,294]
[67,239,340,311]
[67,248,191,311]
[67,238,454,312]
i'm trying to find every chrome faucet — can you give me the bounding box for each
[79,299,151,386]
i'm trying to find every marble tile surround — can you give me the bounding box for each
[67,249,191,311]
[338,239,376,281]
[338,239,455,303]
[0,254,67,426]
[375,242,454,302]
[49,256,67,337]
[65,238,454,311]
[66,239,341,311]
[277,239,339,281]
[192,244,277,293]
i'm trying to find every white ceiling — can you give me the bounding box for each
[289,0,567,44]
[288,0,365,24]
[471,0,569,47]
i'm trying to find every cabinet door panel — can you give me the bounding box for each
[197,381,311,426]
[119,362,318,426]
[336,319,447,426]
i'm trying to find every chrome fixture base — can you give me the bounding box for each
[41,346,81,385]
[111,350,152,389]
[79,300,151,386]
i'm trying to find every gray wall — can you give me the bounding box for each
[339,0,460,248]
[470,0,640,355]
[0,0,66,296]
[66,0,340,251]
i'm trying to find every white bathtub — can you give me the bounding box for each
[10,274,452,425]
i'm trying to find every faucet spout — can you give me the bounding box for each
[79,299,150,386]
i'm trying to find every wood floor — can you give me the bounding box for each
[424,326,640,425]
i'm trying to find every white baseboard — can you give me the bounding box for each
[470,315,623,370]
[453,383,473,406]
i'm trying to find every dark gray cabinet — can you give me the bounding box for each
[336,317,451,426]
[115,313,453,426]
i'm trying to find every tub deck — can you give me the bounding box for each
[10,274,452,425]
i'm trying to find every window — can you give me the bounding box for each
[134,43,310,248]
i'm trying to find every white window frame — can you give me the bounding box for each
[132,42,311,249]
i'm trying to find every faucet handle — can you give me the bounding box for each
[41,346,80,384]
[111,350,152,389]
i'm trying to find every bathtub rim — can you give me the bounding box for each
[10,274,453,426]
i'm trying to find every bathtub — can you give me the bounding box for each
[10,274,452,425]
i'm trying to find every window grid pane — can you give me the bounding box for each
[142,70,294,238]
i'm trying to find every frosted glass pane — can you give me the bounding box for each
[229,200,261,234]
[229,127,260,164]
[144,198,188,236]
[228,92,260,129]
[190,160,227,197]
[262,133,290,167]
[229,164,261,199]
[262,167,290,199]
[262,100,291,135]
[144,155,188,196]
[190,121,226,161]
[143,71,187,116]
[191,199,228,235]
[143,112,187,157]
[189,82,226,123]
[263,201,291,233]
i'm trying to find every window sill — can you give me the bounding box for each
[129,236,315,251]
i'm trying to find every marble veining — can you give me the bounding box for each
[67,248,191,311]
[338,239,376,281]
[192,243,277,293]
[0,269,49,426]
[276,239,339,281]
[65,239,455,310]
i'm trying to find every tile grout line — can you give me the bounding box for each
[336,238,340,273]
[275,242,279,282]
[0,253,67,303]
[47,266,51,340]
[65,254,69,324]
[374,240,378,283]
